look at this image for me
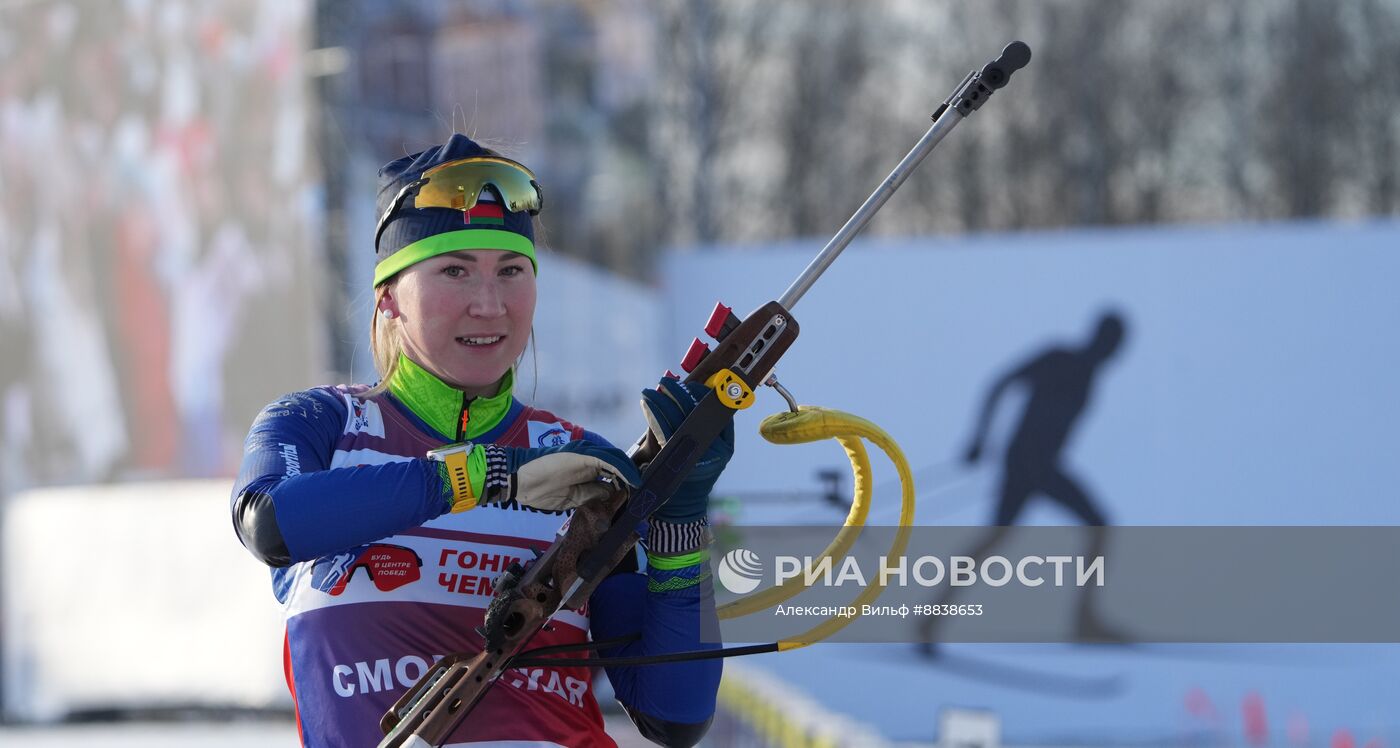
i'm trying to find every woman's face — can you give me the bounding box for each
[384,249,536,397]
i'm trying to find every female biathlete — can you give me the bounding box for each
[231,134,731,747]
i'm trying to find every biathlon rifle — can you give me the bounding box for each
[378,40,1031,748]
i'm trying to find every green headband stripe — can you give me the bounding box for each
[374,230,537,286]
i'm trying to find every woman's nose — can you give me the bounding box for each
[466,279,507,318]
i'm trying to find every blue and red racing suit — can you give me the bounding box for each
[231,361,720,747]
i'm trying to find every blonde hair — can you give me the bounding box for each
[367,283,402,396]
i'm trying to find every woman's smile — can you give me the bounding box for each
[456,334,505,347]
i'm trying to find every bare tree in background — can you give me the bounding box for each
[772,1,878,238]
[313,0,1400,300]
[646,0,1400,251]
[651,1,772,248]
[1351,0,1400,214]
[651,1,891,247]
[1260,0,1356,218]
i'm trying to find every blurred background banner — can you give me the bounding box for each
[2,481,289,721]
[0,0,324,493]
[2,0,1400,746]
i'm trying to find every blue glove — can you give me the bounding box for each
[640,378,735,523]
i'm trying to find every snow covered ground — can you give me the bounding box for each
[0,720,302,748]
[743,642,1400,745]
[0,714,653,747]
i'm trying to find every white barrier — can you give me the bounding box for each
[1,481,289,721]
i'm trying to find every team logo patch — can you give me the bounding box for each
[347,398,386,438]
[528,421,570,448]
[310,543,423,596]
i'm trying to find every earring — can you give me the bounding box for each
[380,308,396,320]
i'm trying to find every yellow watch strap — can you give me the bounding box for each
[442,447,478,512]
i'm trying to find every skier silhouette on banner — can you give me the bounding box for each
[919,311,1128,656]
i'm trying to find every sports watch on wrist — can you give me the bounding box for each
[427,442,479,512]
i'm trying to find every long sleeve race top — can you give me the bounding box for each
[230,358,720,747]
